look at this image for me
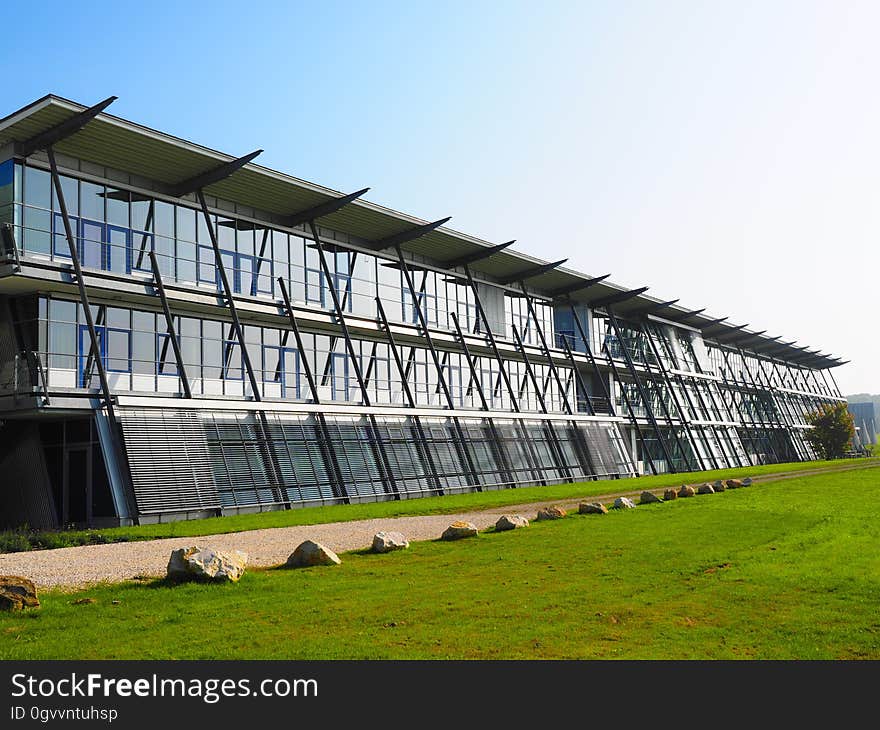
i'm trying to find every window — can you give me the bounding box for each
[77,325,131,385]
[156,333,178,376]
[223,340,243,380]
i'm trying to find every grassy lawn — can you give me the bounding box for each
[2,457,876,554]
[1,463,878,659]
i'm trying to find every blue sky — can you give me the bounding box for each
[3,0,876,393]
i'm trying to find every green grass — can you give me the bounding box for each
[1,457,875,554]
[2,463,879,659]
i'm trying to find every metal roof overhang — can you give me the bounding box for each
[0,94,845,370]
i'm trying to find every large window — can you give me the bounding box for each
[14,163,541,349]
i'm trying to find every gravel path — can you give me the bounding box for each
[1,462,876,591]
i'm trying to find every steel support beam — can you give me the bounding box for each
[566,301,616,417]
[170,151,262,197]
[197,191,263,401]
[548,274,611,299]
[605,308,675,472]
[496,259,567,286]
[281,188,370,228]
[746,352,804,462]
[47,146,138,524]
[277,278,349,502]
[511,324,574,483]
[629,324,693,471]
[364,217,451,252]
[558,336,595,415]
[520,284,574,415]
[308,220,400,498]
[719,347,780,464]
[196,190,288,506]
[647,324,723,468]
[589,286,650,310]
[462,264,553,485]
[149,251,192,399]
[449,311,515,487]
[640,323,706,471]
[442,241,515,269]
[17,96,117,158]
[463,265,522,413]
[375,297,444,495]
[395,246,481,489]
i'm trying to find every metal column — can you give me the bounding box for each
[47,146,138,523]
[196,191,288,507]
[277,278,349,502]
[462,264,549,485]
[640,323,706,472]
[308,221,400,498]
[149,251,193,399]
[375,297,445,495]
[568,304,647,474]
[605,309,674,472]
[449,311,514,486]
[395,247,481,489]
[511,324,574,483]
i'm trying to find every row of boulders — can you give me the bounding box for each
[0,475,759,604]
[657,477,752,503]
[165,530,412,584]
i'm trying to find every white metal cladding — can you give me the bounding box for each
[115,407,636,518]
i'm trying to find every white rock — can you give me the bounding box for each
[495,514,529,531]
[287,540,341,567]
[371,531,409,553]
[167,546,248,583]
[441,521,479,540]
[613,497,636,509]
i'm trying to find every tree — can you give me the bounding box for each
[803,402,855,459]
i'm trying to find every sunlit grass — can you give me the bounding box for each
[1,463,878,659]
[2,457,875,554]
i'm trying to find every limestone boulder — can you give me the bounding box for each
[0,576,39,611]
[613,497,636,509]
[678,485,696,498]
[371,531,409,553]
[713,481,726,492]
[536,506,567,521]
[441,521,479,540]
[579,502,608,515]
[726,479,744,489]
[495,514,529,532]
[697,483,715,495]
[167,546,248,583]
[663,488,678,501]
[640,491,662,504]
[287,540,341,567]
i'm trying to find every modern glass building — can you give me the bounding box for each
[0,95,849,528]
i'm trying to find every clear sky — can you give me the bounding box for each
[3,0,876,394]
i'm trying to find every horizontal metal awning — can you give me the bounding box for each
[0,94,846,370]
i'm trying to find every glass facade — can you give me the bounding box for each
[11,162,517,342]
[27,295,574,412]
[0,144,841,526]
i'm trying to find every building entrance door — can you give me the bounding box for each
[63,445,93,527]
